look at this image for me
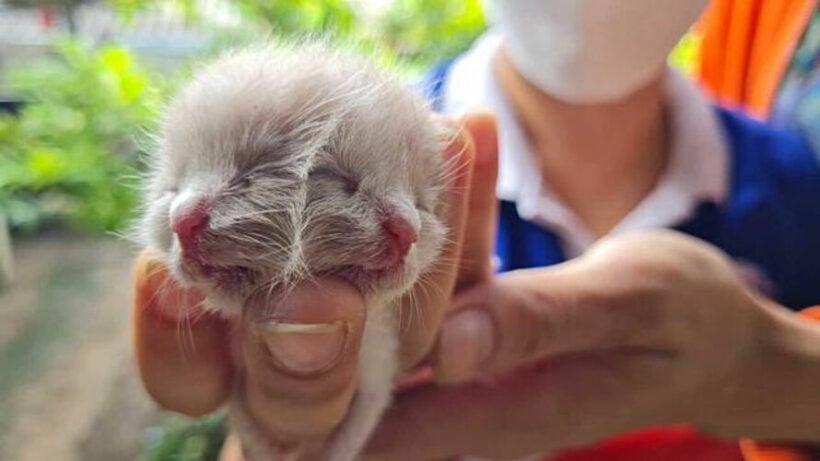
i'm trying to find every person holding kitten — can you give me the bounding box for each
[380,0,820,459]
[132,1,820,460]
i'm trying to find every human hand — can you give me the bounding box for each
[366,231,820,460]
[131,112,500,453]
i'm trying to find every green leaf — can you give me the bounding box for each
[27,148,68,188]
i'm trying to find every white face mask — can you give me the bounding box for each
[483,0,708,103]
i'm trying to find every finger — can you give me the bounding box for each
[368,360,647,461]
[396,114,476,368]
[241,278,367,442]
[132,249,233,417]
[367,375,540,460]
[436,257,674,382]
[366,381,493,461]
[455,112,499,291]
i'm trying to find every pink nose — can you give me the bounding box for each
[381,213,418,265]
[172,202,210,251]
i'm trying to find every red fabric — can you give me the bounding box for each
[547,427,743,461]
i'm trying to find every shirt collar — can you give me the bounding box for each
[441,30,729,257]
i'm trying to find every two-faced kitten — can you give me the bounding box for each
[139,43,450,460]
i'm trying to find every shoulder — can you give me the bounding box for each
[717,107,820,189]
[715,106,820,308]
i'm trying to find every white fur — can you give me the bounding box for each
[323,295,399,461]
[138,42,453,460]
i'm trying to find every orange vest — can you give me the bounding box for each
[696,0,817,119]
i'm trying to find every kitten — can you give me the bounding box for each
[138,42,451,460]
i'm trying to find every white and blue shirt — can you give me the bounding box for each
[422,31,820,309]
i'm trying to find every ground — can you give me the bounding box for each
[0,233,160,461]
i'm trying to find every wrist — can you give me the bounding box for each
[733,302,820,442]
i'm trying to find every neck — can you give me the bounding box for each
[494,49,669,238]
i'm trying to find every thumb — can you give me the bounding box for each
[434,257,671,383]
[239,277,368,441]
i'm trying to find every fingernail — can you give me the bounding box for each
[256,320,349,376]
[437,310,494,383]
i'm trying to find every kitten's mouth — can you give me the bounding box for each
[325,264,407,293]
[175,241,409,298]
[179,256,256,292]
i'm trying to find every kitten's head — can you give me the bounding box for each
[140,44,450,314]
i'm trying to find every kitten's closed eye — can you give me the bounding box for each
[233,175,253,189]
[232,165,288,189]
[309,165,359,195]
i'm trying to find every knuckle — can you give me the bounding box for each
[585,280,673,348]
[622,249,688,285]
[585,232,743,350]
[586,260,678,342]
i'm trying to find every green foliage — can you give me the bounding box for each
[0,40,164,233]
[140,414,227,461]
[230,0,485,69]
[234,0,358,39]
[107,0,198,23]
[107,0,486,69]
[376,0,486,67]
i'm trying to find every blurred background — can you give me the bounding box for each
[0,1,699,460]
